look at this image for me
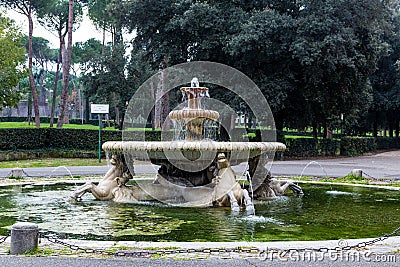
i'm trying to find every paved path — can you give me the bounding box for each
[1,150,399,179]
[0,254,398,267]
[1,237,399,266]
[270,150,400,179]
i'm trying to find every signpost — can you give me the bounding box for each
[90,104,109,163]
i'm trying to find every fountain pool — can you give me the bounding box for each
[1,182,399,242]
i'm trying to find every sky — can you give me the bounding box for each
[3,7,112,48]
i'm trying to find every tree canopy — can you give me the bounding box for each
[2,0,400,136]
[109,0,397,136]
[0,13,27,109]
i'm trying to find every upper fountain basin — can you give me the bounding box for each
[168,109,220,120]
[102,141,285,161]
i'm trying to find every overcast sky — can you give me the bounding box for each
[3,7,112,48]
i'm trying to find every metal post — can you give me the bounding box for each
[98,114,101,163]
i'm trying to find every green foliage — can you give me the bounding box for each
[0,117,110,127]
[0,13,27,108]
[284,138,319,157]
[375,137,400,149]
[72,38,103,66]
[36,0,83,33]
[0,151,99,162]
[0,128,171,151]
[87,0,113,32]
[20,36,57,65]
[318,139,340,156]
[108,0,396,135]
[340,137,377,156]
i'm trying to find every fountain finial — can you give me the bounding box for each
[191,77,199,87]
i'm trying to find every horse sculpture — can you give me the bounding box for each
[70,154,132,201]
[71,153,254,211]
[70,152,301,212]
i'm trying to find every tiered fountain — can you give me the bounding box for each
[71,78,303,211]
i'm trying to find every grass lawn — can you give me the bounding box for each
[295,174,400,187]
[0,122,117,130]
[0,158,108,168]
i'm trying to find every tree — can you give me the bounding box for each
[226,6,299,129]
[1,0,50,127]
[289,0,392,137]
[36,0,82,127]
[56,0,78,128]
[88,0,397,135]
[87,0,111,55]
[0,13,27,108]
[370,7,400,137]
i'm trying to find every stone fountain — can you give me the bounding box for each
[71,78,303,211]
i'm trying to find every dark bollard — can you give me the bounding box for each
[10,222,39,255]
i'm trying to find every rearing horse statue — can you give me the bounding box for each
[70,154,132,201]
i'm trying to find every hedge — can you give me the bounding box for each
[0,116,156,128]
[0,150,96,161]
[318,139,340,156]
[1,128,397,158]
[375,137,400,150]
[0,116,101,126]
[340,137,377,156]
[283,138,318,157]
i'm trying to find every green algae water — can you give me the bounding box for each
[0,182,399,241]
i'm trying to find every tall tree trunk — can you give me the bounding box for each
[160,58,170,130]
[373,111,378,137]
[85,97,90,123]
[57,0,74,128]
[50,44,62,128]
[27,92,32,124]
[151,82,156,132]
[113,92,120,127]
[102,22,106,56]
[28,5,40,128]
[312,120,318,139]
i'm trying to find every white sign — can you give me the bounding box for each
[91,104,109,114]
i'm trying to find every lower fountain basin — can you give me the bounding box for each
[1,182,399,241]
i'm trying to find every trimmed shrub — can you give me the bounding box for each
[0,150,97,161]
[0,116,110,126]
[284,138,318,157]
[319,139,340,156]
[376,137,400,150]
[0,128,175,152]
[340,137,377,156]
[0,129,46,150]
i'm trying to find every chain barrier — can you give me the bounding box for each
[362,171,377,180]
[0,235,10,245]
[5,168,33,178]
[39,225,400,259]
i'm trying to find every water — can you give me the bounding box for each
[0,183,399,242]
[299,161,329,178]
[48,166,74,179]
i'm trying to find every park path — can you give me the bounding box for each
[0,150,399,179]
